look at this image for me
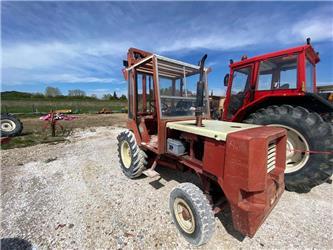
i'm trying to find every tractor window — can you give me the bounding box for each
[258,74,272,90]
[228,66,252,117]
[157,59,209,118]
[128,70,134,118]
[159,75,198,117]
[257,55,298,90]
[306,59,314,92]
[137,74,143,112]
[136,73,155,114]
[231,68,251,94]
[159,77,183,96]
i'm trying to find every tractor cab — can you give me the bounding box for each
[123,48,210,154]
[223,40,321,121]
[221,40,332,193]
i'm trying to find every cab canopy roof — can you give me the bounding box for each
[126,53,208,79]
[230,44,320,68]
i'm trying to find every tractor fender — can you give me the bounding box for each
[230,93,333,122]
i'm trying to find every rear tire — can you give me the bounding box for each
[244,105,333,193]
[169,183,215,246]
[117,130,147,178]
[0,113,23,137]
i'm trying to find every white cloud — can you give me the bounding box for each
[157,33,257,53]
[1,41,129,86]
[42,74,117,84]
[2,42,77,70]
[2,70,118,85]
[291,18,333,42]
[84,41,133,57]
[1,2,332,90]
[157,6,333,53]
[2,41,129,70]
[277,6,333,44]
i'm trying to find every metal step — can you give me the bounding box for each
[143,169,160,178]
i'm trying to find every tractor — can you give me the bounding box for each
[117,48,287,245]
[222,39,333,193]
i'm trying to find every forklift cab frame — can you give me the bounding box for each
[124,49,210,154]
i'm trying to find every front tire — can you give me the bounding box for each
[244,105,333,193]
[117,130,147,178]
[169,183,215,246]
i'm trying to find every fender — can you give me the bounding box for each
[225,93,333,122]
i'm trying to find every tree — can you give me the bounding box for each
[45,86,61,97]
[119,94,127,101]
[33,92,45,98]
[102,94,112,100]
[113,91,118,100]
[91,94,98,99]
[68,89,86,97]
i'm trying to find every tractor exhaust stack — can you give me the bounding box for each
[195,54,207,127]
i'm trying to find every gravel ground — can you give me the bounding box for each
[1,126,333,249]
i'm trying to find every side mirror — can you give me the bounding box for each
[224,74,229,87]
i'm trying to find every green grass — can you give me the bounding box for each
[1,133,66,150]
[1,113,127,150]
[1,99,127,114]
[1,92,128,149]
[1,119,72,150]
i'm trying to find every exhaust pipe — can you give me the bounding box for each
[195,54,207,127]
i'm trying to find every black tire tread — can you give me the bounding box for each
[0,113,23,137]
[117,130,147,178]
[170,182,215,246]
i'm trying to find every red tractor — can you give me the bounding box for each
[222,39,333,193]
[118,48,287,245]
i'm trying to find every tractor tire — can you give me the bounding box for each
[169,183,215,246]
[117,130,147,178]
[0,113,23,137]
[244,105,333,193]
[322,112,333,123]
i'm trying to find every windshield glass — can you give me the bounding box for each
[306,59,314,92]
[257,54,298,90]
[157,59,209,118]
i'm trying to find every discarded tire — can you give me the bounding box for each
[0,113,23,137]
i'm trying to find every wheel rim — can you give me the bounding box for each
[121,141,132,168]
[173,198,195,234]
[1,119,16,132]
[269,124,310,173]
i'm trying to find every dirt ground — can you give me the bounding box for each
[1,113,127,150]
[1,126,333,249]
[19,113,127,133]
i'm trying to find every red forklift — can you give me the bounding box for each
[117,48,287,245]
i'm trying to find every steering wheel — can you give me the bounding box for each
[176,100,193,110]
[161,101,170,111]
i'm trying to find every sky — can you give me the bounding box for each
[1,1,333,97]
